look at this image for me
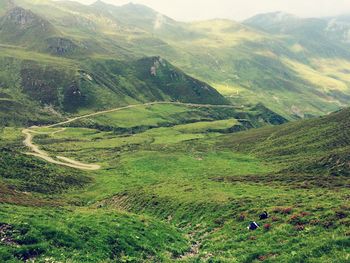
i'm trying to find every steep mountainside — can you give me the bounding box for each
[244,12,350,57]
[0,50,228,124]
[0,6,59,49]
[1,0,350,121]
[54,1,350,117]
[0,1,231,125]
[245,12,350,46]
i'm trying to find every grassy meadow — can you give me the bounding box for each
[0,104,349,262]
[0,1,349,262]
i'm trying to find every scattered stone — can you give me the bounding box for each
[0,223,19,246]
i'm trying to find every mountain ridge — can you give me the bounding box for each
[1,0,350,120]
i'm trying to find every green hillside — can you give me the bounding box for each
[0,1,349,261]
[0,1,239,125]
[0,0,349,119]
[0,6,57,48]
[217,107,350,176]
[0,103,348,262]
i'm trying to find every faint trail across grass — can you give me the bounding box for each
[22,128,101,170]
[22,101,240,170]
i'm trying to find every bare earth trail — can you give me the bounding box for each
[22,128,101,170]
[22,101,240,170]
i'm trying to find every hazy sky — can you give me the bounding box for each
[75,0,350,21]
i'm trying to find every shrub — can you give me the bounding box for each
[273,207,293,215]
[334,210,347,219]
[294,224,305,231]
[271,216,279,222]
[310,219,320,225]
[237,213,246,222]
[300,212,311,217]
[263,224,271,231]
[289,212,311,226]
[13,244,46,261]
[289,214,302,225]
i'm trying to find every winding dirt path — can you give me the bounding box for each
[22,101,240,170]
[22,128,101,170]
[47,101,242,128]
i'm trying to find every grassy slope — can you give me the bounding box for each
[82,3,350,116]
[216,108,350,176]
[0,105,348,262]
[161,20,350,117]
[0,47,229,124]
[0,125,189,262]
[1,0,349,119]
[0,1,230,125]
[0,1,349,261]
[79,1,350,117]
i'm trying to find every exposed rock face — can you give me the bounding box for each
[46,37,78,56]
[20,62,69,106]
[63,82,86,112]
[325,18,350,44]
[6,7,35,28]
[0,223,18,246]
[2,7,51,32]
[135,56,229,105]
[150,57,166,76]
[0,6,56,47]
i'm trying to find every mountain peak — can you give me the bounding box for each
[91,0,105,6]
[245,11,298,24]
[3,6,43,29]
[0,6,57,46]
[120,2,158,14]
[243,11,300,33]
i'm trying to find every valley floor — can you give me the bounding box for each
[21,101,242,171]
[0,103,349,262]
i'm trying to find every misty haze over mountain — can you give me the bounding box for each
[72,0,350,21]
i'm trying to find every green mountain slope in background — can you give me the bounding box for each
[0,1,349,261]
[1,0,350,122]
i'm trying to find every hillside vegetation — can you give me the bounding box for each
[0,0,349,262]
[0,0,350,120]
[0,1,228,124]
[0,103,349,262]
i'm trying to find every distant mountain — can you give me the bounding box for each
[0,6,56,46]
[1,0,350,122]
[244,12,300,33]
[91,1,196,39]
[244,12,350,57]
[245,11,350,45]
[324,15,350,45]
[0,0,231,124]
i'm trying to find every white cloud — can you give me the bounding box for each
[73,0,350,21]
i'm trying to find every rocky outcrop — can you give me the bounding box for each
[46,37,78,56]
[63,82,86,112]
[0,6,57,46]
[20,61,70,106]
[1,7,52,32]
[134,56,229,105]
